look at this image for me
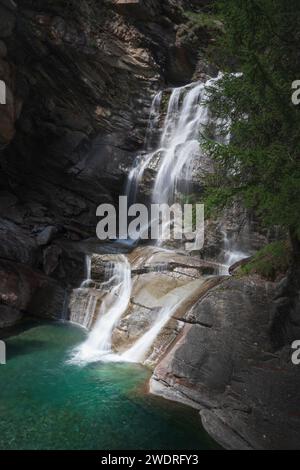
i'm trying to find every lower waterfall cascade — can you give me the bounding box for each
[69,75,249,366]
[69,255,132,364]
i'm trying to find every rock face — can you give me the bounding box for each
[151,274,300,450]
[0,258,67,327]
[0,0,211,327]
[203,200,283,262]
[0,0,19,148]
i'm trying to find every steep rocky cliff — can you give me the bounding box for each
[0,0,213,326]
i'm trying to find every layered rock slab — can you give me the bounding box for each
[151,275,300,450]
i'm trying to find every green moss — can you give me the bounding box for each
[238,241,291,281]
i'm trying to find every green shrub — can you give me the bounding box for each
[183,11,224,32]
[239,241,291,281]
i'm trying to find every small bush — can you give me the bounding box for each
[239,241,291,281]
[183,11,224,31]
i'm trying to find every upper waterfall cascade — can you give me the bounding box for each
[127,77,221,210]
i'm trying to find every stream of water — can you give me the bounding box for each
[219,231,249,275]
[70,255,131,364]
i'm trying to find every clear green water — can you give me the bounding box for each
[0,322,217,450]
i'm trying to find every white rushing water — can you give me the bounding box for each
[80,255,92,288]
[69,255,131,364]
[219,231,249,275]
[145,90,162,151]
[124,77,222,249]
[152,82,210,205]
[125,91,162,206]
[126,78,220,209]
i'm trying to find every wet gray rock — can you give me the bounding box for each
[114,0,159,20]
[43,245,62,276]
[113,303,158,351]
[68,287,105,328]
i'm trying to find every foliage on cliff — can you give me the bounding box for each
[203,0,300,242]
[238,241,291,281]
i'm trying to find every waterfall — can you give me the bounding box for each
[125,150,157,207]
[71,75,230,366]
[220,231,249,275]
[80,255,91,288]
[69,255,131,364]
[152,82,210,205]
[145,91,162,151]
[125,77,221,248]
[125,91,162,206]
[93,79,216,364]
[114,77,229,364]
[127,78,219,208]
